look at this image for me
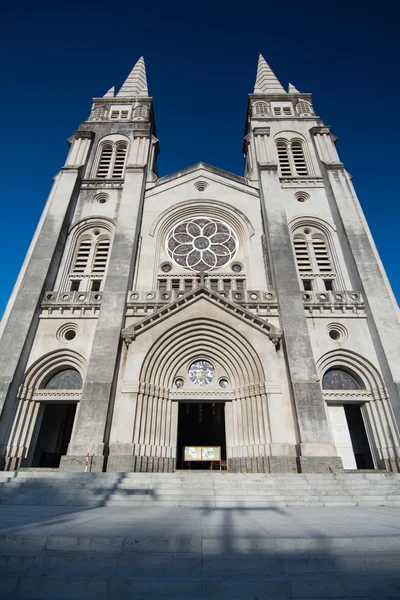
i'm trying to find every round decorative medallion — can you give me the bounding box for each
[188,360,215,386]
[166,218,238,272]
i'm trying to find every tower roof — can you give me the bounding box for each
[254,54,286,94]
[117,57,149,97]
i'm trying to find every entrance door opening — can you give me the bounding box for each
[177,402,226,470]
[31,403,77,468]
[344,404,374,469]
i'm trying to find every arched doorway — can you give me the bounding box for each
[31,368,82,468]
[323,368,374,470]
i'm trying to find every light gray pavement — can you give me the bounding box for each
[1,504,400,599]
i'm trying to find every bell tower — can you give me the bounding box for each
[0,58,159,471]
[244,55,400,472]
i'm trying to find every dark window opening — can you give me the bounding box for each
[70,281,80,292]
[324,279,334,291]
[303,279,312,291]
[172,279,180,290]
[91,280,101,292]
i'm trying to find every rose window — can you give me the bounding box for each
[166,218,238,271]
[188,360,215,386]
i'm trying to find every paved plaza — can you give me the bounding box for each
[1,502,400,599]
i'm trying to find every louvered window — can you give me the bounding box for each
[283,107,292,116]
[292,227,336,291]
[277,141,292,175]
[96,144,113,178]
[293,238,312,272]
[312,238,332,273]
[273,107,282,116]
[253,101,270,117]
[72,239,91,273]
[291,141,308,175]
[276,139,309,177]
[112,143,127,178]
[92,240,110,273]
[95,140,128,179]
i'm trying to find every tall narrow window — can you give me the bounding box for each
[95,139,128,179]
[96,143,113,178]
[276,139,309,177]
[292,226,336,291]
[276,141,292,175]
[112,143,127,178]
[291,141,308,175]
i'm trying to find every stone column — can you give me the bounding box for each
[254,135,341,471]
[0,132,93,469]
[60,133,151,471]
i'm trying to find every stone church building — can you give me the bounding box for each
[0,55,399,474]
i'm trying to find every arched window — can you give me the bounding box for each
[292,226,335,291]
[95,140,128,179]
[322,368,365,390]
[41,369,83,390]
[69,226,112,292]
[276,139,309,176]
[91,104,108,120]
[252,101,270,117]
[296,101,313,116]
[133,105,148,120]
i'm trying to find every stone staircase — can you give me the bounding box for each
[0,471,400,599]
[0,470,400,508]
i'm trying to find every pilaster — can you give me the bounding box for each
[255,150,339,467]
[0,133,93,466]
[314,130,400,427]
[61,132,151,469]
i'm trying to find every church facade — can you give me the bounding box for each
[1,56,399,474]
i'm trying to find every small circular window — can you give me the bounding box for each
[188,360,215,386]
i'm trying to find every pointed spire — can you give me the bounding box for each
[254,54,286,94]
[117,57,148,97]
[288,83,300,94]
[103,86,115,98]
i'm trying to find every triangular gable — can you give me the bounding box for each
[122,286,282,346]
[146,162,258,199]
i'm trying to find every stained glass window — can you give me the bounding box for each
[322,369,364,390]
[43,369,83,390]
[188,360,215,386]
[166,218,238,272]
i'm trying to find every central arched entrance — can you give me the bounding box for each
[135,314,269,472]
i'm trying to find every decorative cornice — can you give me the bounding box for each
[259,162,278,172]
[310,126,331,136]
[74,130,95,140]
[122,286,282,346]
[253,127,271,136]
[324,162,345,170]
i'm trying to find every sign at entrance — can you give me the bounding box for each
[184,446,221,461]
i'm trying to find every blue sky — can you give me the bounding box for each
[1,0,399,316]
